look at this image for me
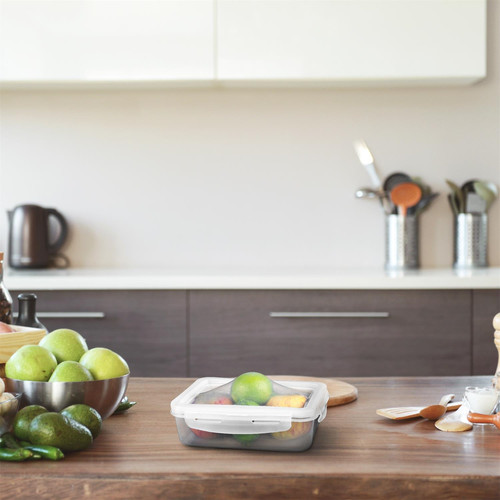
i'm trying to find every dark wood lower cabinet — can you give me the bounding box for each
[472,289,500,375]
[10,287,497,378]
[189,290,472,378]
[11,290,188,377]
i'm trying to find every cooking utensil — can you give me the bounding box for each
[376,401,461,420]
[355,188,379,199]
[468,412,500,429]
[390,182,422,216]
[270,375,357,407]
[353,140,383,190]
[411,176,432,197]
[409,192,439,216]
[473,181,497,212]
[353,140,391,214]
[435,404,472,432]
[446,179,464,213]
[465,192,487,213]
[448,193,459,215]
[383,172,412,194]
[461,179,479,195]
[419,393,455,420]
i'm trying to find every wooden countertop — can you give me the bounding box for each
[2,376,499,499]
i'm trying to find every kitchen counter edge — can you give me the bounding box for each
[4,267,500,290]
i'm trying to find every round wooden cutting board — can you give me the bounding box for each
[270,375,358,407]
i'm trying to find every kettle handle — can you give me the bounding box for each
[46,208,69,254]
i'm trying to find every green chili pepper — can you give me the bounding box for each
[17,442,42,460]
[0,448,33,462]
[21,444,64,461]
[113,396,137,414]
[1,432,22,449]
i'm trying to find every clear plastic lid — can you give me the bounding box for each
[171,377,329,435]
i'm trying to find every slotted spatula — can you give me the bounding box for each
[377,401,461,420]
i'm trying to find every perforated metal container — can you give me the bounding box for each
[385,215,419,270]
[453,214,488,269]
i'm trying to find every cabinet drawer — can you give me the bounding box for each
[11,290,188,377]
[189,290,471,377]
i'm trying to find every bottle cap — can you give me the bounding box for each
[18,293,37,301]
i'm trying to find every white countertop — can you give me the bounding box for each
[3,266,500,290]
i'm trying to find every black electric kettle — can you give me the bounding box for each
[7,204,69,269]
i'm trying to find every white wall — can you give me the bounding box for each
[0,4,499,270]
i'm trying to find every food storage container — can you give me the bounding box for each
[170,377,329,452]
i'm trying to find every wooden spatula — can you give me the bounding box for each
[419,393,455,420]
[377,401,461,420]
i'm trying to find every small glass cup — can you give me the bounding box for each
[463,386,500,422]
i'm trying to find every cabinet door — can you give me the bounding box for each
[0,0,214,83]
[217,0,485,84]
[472,290,500,376]
[189,290,471,377]
[12,290,187,377]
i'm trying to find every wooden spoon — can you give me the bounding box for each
[419,393,455,420]
[390,182,422,216]
[435,404,472,432]
[468,412,500,429]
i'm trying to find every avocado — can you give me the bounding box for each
[60,404,102,439]
[13,405,48,441]
[29,412,93,451]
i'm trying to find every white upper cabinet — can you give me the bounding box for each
[0,0,486,87]
[0,0,214,85]
[216,0,486,85]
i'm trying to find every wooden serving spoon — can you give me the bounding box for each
[435,404,472,432]
[390,182,422,216]
[468,412,500,428]
[419,394,455,420]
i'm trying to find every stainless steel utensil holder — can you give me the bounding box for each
[385,215,419,270]
[453,213,488,269]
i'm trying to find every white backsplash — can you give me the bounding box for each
[0,9,498,270]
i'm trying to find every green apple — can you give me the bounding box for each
[48,361,94,382]
[39,328,88,363]
[5,345,57,381]
[79,348,130,380]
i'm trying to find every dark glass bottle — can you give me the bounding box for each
[0,252,13,324]
[16,293,46,331]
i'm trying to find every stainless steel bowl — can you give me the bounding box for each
[5,374,129,419]
[0,393,22,434]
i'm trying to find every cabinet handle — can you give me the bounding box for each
[13,312,106,319]
[269,312,389,318]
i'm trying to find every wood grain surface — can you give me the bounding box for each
[189,290,472,377]
[0,326,46,363]
[1,376,499,500]
[269,375,358,406]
